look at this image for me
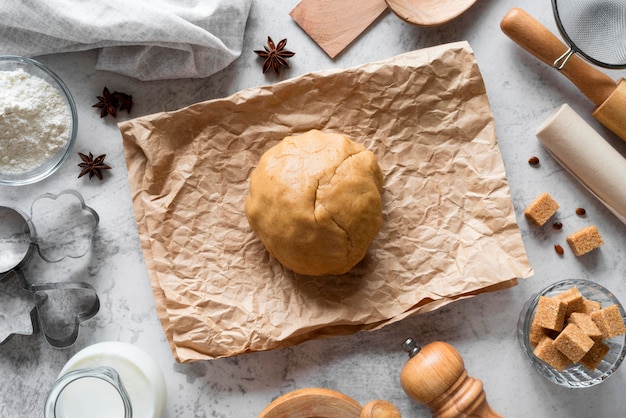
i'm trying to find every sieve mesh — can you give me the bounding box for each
[553,0,626,68]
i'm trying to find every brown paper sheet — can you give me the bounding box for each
[119,41,533,362]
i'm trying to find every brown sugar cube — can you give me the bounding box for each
[529,316,559,346]
[554,287,584,316]
[554,323,595,362]
[580,341,610,371]
[568,312,603,340]
[581,298,602,314]
[529,321,549,347]
[534,296,567,331]
[566,225,604,256]
[534,336,571,371]
[591,304,626,339]
[524,192,559,226]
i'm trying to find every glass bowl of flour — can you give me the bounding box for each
[0,56,77,186]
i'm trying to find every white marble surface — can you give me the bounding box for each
[2,1,626,417]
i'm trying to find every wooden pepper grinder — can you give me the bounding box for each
[399,338,503,418]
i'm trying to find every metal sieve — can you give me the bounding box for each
[552,0,626,69]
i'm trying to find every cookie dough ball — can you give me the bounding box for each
[245,130,383,276]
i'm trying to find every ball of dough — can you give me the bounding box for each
[245,130,383,276]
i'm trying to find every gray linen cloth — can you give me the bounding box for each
[0,0,252,80]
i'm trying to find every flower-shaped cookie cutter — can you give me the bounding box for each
[0,190,100,348]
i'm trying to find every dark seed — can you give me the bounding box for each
[554,244,564,255]
[528,156,540,165]
[576,208,586,216]
[552,222,563,230]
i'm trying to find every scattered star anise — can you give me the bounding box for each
[78,152,111,180]
[254,36,295,76]
[92,87,133,118]
[93,87,118,118]
[114,91,133,113]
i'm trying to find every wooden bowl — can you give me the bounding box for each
[385,0,477,27]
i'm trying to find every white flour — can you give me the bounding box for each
[0,68,70,174]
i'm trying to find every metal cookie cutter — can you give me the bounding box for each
[0,190,100,348]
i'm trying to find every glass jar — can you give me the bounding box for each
[44,342,167,418]
[45,366,132,418]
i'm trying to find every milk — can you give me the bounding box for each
[46,342,166,418]
[56,376,126,418]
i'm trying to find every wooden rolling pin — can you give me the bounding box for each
[500,8,626,142]
[400,338,503,418]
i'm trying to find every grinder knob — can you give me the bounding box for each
[399,338,503,418]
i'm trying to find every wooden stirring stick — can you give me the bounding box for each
[400,338,503,418]
[290,0,388,59]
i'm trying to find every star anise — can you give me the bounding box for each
[254,36,295,76]
[77,152,111,180]
[92,87,118,118]
[92,88,133,118]
[114,91,133,113]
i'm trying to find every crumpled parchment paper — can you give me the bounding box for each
[119,41,533,362]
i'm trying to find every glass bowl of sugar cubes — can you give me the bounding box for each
[518,279,626,387]
[0,56,78,186]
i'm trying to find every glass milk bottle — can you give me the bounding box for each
[45,342,167,418]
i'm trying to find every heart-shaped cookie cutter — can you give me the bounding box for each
[0,190,100,348]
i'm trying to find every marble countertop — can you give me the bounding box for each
[2,1,626,417]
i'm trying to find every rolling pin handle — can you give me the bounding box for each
[500,7,617,106]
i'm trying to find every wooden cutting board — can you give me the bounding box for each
[290,0,388,59]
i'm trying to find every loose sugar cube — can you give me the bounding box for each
[534,336,571,371]
[524,192,559,226]
[591,305,626,339]
[566,226,604,256]
[580,341,610,371]
[581,298,602,314]
[554,287,584,316]
[568,312,603,340]
[554,323,595,362]
[534,296,567,331]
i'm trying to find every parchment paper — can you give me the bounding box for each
[119,41,533,362]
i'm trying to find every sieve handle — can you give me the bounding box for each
[500,8,617,106]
